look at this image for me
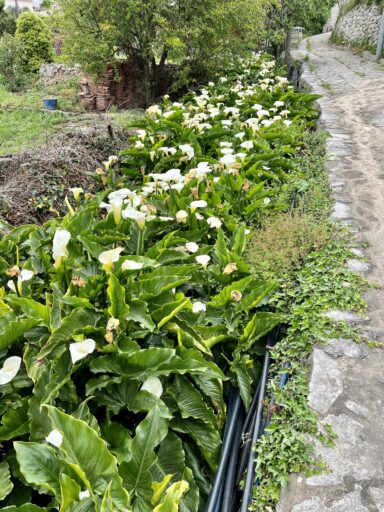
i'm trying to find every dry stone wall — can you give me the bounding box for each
[333,2,382,47]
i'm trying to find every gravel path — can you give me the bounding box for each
[277,33,384,512]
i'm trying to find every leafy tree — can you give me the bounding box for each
[266,0,335,63]
[0,0,17,36]
[0,33,29,90]
[56,0,272,106]
[15,10,54,74]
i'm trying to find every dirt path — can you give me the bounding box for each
[277,34,384,511]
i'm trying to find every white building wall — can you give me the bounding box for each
[4,0,43,11]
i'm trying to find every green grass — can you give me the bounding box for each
[0,78,143,156]
[0,78,82,155]
[0,109,71,156]
[0,77,83,112]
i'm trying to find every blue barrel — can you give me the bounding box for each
[43,98,58,110]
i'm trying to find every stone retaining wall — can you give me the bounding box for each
[39,64,81,85]
[333,2,382,47]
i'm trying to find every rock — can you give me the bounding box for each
[308,349,344,414]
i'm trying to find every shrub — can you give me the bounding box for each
[15,11,54,74]
[246,212,332,279]
[0,0,16,37]
[0,33,29,91]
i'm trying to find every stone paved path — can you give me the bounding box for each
[277,34,384,512]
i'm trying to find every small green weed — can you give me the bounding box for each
[246,212,332,279]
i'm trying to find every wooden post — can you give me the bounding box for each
[376,9,384,61]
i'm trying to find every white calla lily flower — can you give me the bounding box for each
[69,187,83,202]
[192,301,206,314]
[46,429,63,447]
[110,197,123,225]
[196,254,210,268]
[98,247,124,272]
[52,228,71,269]
[186,242,199,253]
[176,210,188,223]
[79,490,90,500]
[179,144,194,160]
[121,260,144,271]
[0,356,21,385]
[220,154,236,168]
[141,376,163,398]
[122,208,146,230]
[240,141,254,150]
[207,217,222,229]
[99,201,113,213]
[69,339,96,364]
[190,200,207,211]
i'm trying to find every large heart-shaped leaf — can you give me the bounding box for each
[45,406,121,494]
[14,442,62,497]
[121,407,168,511]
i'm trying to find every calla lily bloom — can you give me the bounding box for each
[53,229,71,269]
[190,200,207,212]
[192,301,206,313]
[110,197,123,225]
[196,255,210,268]
[99,247,124,272]
[69,339,96,364]
[7,269,34,295]
[79,490,90,500]
[141,376,163,398]
[186,242,199,253]
[176,210,188,223]
[69,187,83,202]
[207,217,222,229]
[122,208,146,230]
[104,155,118,171]
[240,141,254,150]
[121,260,144,271]
[0,356,21,385]
[179,144,194,160]
[46,429,63,447]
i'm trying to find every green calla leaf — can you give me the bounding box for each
[5,296,51,327]
[121,407,168,511]
[0,396,30,441]
[45,406,122,494]
[174,375,216,424]
[107,273,129,324]
[0,318,39,351]
[14,442,63,497]
[153,480,189,512]
[38,308,100,359]
[0,461,13,501]
[59,473,81,512]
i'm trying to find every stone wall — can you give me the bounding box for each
[39,64,81,85]
[333,2,382,47]
[79,61,177,111]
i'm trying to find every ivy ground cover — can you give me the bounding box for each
[0,56,320,511]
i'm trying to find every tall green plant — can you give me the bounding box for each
[55,0,272,106]
[0,33,29,91]
[0,0,16,37]
[0,56,320,510]
[15,11,54,74]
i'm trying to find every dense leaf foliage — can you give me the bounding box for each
[55,0,272,104]
[15,11,54,74]
[0,55,319,511]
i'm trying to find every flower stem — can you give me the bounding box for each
[137,228,144,255]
